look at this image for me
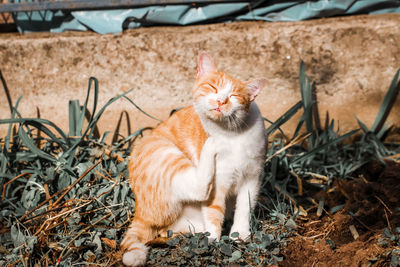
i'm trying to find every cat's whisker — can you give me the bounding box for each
[224,111,248,133]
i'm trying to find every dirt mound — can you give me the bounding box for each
[281,161,400,266]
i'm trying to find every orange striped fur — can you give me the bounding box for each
[128,107,207,226]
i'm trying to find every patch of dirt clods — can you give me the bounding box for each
[281,161,400,266]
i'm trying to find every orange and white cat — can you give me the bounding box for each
[121,52,267,266]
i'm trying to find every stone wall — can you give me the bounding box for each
[1,13,400,139]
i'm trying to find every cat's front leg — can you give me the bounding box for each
[229,174,261,241]
[196,137,218,201]
[171,137,216,202]
[202,182,229,241]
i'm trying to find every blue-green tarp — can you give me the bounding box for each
[13,0,400,34]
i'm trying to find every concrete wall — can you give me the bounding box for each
[1,13,400,140]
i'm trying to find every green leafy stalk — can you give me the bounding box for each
[370,68,400,135]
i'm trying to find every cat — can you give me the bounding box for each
[120,52,267,266]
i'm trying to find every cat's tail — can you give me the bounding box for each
[120,218,155,266]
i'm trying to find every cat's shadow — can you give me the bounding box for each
[221,194,236,237]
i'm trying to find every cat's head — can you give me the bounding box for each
[193,52,266,129]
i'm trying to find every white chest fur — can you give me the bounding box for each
[170,102,267,239]
[200,102,266,188]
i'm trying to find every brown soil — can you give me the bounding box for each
[281,161,400,267]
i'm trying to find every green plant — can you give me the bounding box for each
[0,77,156,266]
[0,63,399,266]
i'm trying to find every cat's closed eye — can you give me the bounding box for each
[206,83,218,93]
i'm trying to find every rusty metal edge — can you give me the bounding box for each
[0,0,249,13]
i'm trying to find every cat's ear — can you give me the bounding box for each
[246,79,267,101]
[197,52,216,78]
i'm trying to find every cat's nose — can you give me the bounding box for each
[217,98,227,106]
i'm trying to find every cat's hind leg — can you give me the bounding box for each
[121,137,216,265]
[121,217,157,266]
[168,203,205,234]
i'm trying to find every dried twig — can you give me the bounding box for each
[2,173,31,200]
[104,148,125,163]
[290,170,303,196]
[383,208,392,232]
[50,157,103,209]
[350,214,374,232]
[34,200,93,236]
[55,213,111,266]
[20,188,64,222]
[384,153,400,162]
[20,157,103,222]
[274,184,297,206]
[375,195,393,215]
[43,184,52,206]
[95,170,114,182]
[265,133,311,163]
[304,172,329,182]
[23,202,77,224]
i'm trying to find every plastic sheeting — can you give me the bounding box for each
[12,0,400,34]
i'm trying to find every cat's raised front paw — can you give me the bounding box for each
[203,136,218,156]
